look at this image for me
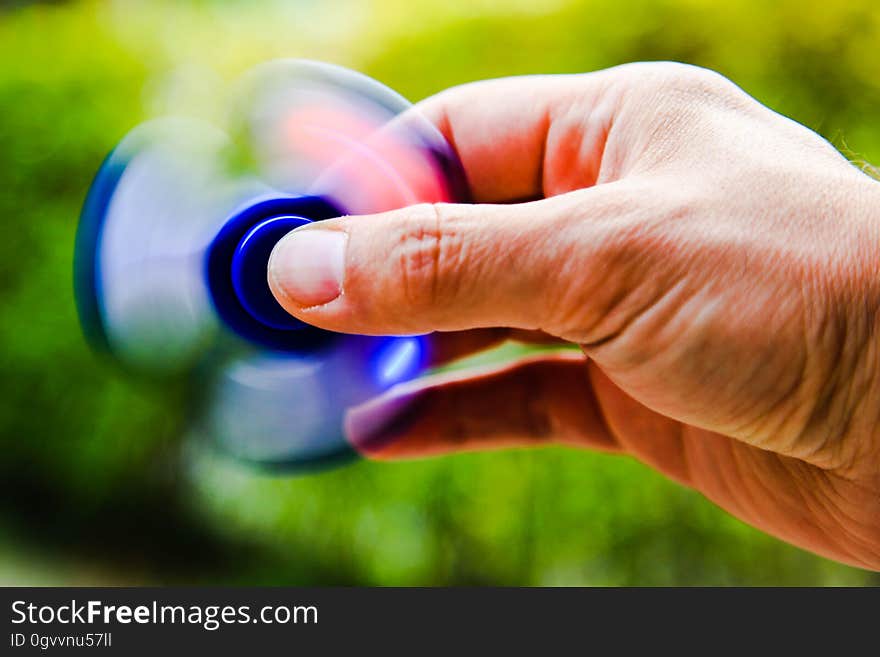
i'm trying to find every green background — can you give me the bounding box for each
[1,0,879,585]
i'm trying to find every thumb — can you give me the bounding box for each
[267,185,638,336]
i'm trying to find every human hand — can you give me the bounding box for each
[268,62,880,570]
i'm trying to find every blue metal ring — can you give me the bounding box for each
[206,195,342,352]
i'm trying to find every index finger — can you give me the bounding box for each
[413,70,619,202]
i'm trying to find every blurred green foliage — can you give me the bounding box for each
[1,0,878,585]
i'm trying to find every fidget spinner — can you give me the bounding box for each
[74,61,466,470]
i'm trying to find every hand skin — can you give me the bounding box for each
[268,62,880,571]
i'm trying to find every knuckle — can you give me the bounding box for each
[625,61,745,109]
[664,64,747,109]
[661,62,726,88]
[614,64,753,171]
[392,203,466,312]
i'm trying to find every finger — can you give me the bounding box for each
[268,180,648,336]
[411,71,623,201]
[344,352,620,459]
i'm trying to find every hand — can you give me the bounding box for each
[268,62,880,570]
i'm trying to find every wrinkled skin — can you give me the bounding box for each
[269,63,880,570]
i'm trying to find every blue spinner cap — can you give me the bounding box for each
[207,195,342,351]
[232,215,312,331]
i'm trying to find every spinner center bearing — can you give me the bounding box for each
[207,195,342,352]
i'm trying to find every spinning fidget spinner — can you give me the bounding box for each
[74,61,466,470]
